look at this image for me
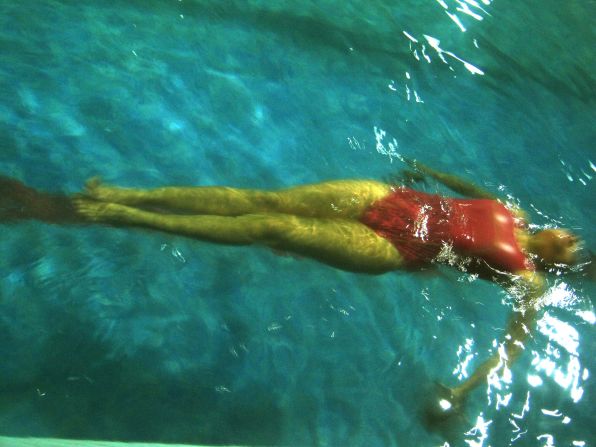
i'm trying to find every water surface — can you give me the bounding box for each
[0,1,594,446]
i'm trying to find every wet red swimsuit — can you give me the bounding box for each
[359,187,532,272]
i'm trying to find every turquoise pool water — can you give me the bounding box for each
[0,1,594,446]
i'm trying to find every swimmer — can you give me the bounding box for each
[0,161,584,426]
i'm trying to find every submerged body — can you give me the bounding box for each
[71,166,579,425]
[75,179,537,278]
[0,162,580,426]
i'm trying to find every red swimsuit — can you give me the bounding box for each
[359,187,532,272]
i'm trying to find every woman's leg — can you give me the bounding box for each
[85,179,392,219]
[75,199,404,274]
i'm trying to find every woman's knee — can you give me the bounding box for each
[239,213,298,243]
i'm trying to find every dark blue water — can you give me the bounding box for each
[0,1,594,446]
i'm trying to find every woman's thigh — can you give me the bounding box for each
[275,180,392,219]
[264,215,404,274]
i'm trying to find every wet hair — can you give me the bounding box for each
[531,229,580,268]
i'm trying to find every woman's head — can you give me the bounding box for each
[529,229,580,267]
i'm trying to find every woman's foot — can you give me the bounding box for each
[74,197,129,222]
[84,177,139,204]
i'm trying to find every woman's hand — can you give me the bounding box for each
[422,382,467,429]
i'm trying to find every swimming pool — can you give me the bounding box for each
[0,1,594,445]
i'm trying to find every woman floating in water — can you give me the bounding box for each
[0,161,582,425]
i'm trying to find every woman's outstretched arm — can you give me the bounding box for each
[425,270,545,424]
[405,159,497,200]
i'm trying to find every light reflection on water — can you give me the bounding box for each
[0,0,593,445]
[443,283,593,446]
[534,312,586,403]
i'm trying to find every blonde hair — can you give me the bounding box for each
[531,229,579,266]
